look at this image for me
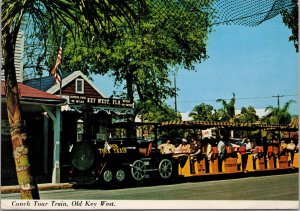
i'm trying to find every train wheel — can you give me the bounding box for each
[159,159,173,179]
[115,169,126,182]
[102,169,113,183]
[131,160,146,181]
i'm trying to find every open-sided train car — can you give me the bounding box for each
[159,121,299,178]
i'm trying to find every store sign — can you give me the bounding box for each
[69,96,134,108]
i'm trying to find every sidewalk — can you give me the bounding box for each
[1,183,74,194]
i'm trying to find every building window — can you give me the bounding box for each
[75,78,84,94]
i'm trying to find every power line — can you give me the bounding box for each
[178,94,298,103]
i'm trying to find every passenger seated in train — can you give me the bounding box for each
[272,136,280,157]
[158,138,175,154]
[175,138,191,153]
[242,138,252,153]
[286,140,297,163]
[190,136,202,174]
[190,137,201,156]
[205,138,213,161]
[286,140,296,151]
[280,140,288,155]
[173,140,182,154]
[250,141,259,159]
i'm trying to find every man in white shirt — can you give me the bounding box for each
[217,139,226,160]
[217,139,226,172]
[158,139,175,154]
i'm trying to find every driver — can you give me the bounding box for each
[158,138,175,154]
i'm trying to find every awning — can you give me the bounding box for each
[61,104,134,115]
[1,82,66,105]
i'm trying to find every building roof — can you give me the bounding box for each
[1,82,66,105]
[24,71,107,98]
[23,72,73,92]
[46,71,107,97]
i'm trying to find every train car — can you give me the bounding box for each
[159,121,299,178]
[69,121,298,187]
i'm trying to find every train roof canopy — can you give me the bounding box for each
[160,120,298,131]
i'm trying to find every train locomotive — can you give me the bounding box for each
[69,123,176,186]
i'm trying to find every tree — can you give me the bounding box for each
[281,0,298,52]
[43,0,214,113]
[262,100,295,124]
[139,101,181,124]
[216,93,236,122]
[189,103,219,121]
[237,106,259,123]
[2,0,146,199]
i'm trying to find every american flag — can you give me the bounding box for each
[50,47,62,84]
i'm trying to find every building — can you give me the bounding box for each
[1,31,24,82]
[1,82,66,185]
[2,31,134,184]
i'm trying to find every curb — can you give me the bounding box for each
[1,183,74,194]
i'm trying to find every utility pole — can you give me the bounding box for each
[272,94,284,109]
[174,73,177,115]
[272,95,284,135]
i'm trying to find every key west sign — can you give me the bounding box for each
[69,95,134,108]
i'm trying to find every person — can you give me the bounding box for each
[272,136,280,158]
[287,140,296,151]
[190,137,201,156]
[175,138,190,153]
[287,140,296,164]
[205,138,213,161]
[217,138,226,172]
[217,138,226,160]
[242,138,252,153]
[158,138,175,154]
[173,140,182,154]
[189,137,202,173]
[251,141,259,159]
[280,140,287,155]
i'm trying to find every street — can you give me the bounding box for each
[2,172,298,200]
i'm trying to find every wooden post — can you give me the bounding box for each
[41,105,61,183]
[52,106,61,183]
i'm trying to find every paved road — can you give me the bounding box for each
[2,172,298,200]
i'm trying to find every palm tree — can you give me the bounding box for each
[263,100,295,124]
[2,0,146,199]
[216,93,236,122]
[189,103,218,121]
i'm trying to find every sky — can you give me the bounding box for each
[92,15,298,116]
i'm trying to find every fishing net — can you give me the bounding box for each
[148,0,294,27]
[213,0,294,26]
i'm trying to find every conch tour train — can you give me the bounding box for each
[69,121,299,186]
